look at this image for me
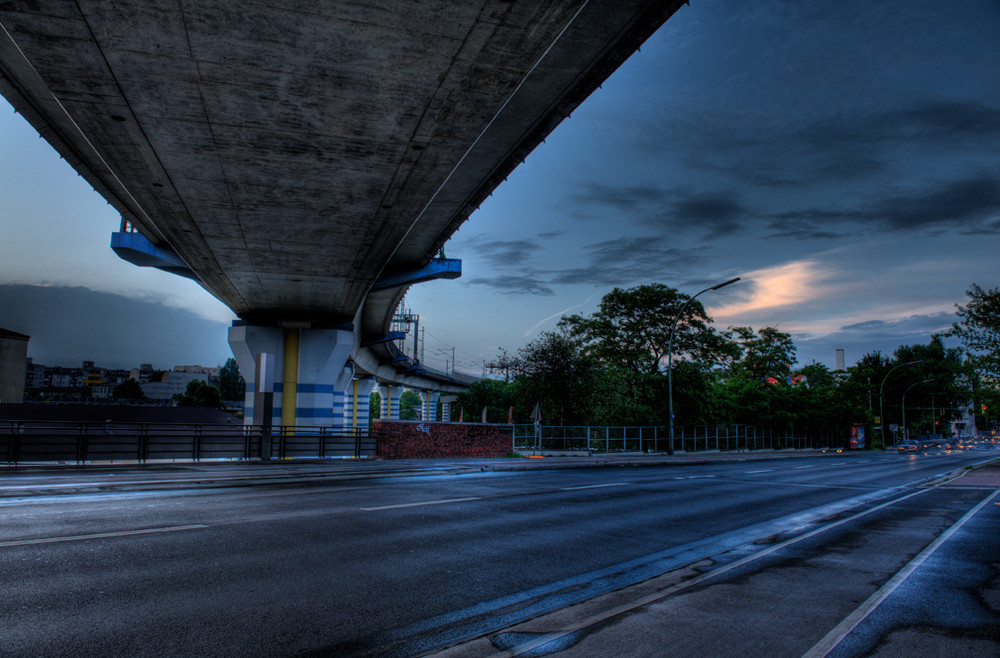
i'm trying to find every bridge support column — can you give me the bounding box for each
[380,384,402,420]
[347,378,376,430]
[229,323,353,429]
[420,390,440,422]
[440,395,458,422]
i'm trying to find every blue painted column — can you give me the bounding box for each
[379,384,402,421]
[229,324,283,427]
[420,390,440,422]
[229,323,353,428]
[346,378,377,430]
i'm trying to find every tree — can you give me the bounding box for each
[457,378,517,424]
[949,284,1000,377]
[112,378,146,401]
[219,358,245,401]
[506,329,597,425]
[174,379,224,409]
[561,283,727,375]
[725,326,797,381]
[399,390,422,420]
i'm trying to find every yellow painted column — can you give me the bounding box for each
[281,329,299,434]
[352,379,359,429]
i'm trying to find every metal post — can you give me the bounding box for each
[879,360,923,450]
[668,277,741,455]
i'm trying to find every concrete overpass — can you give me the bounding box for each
[0,0,686,429]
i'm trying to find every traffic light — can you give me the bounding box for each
[983,403,987,413]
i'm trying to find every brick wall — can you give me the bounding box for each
[374,420,513,459]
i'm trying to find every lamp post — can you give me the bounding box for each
[879,360,923,450]
[902,378,933,443]
[668,276,740,454]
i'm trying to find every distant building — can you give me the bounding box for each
[25,359,138,403]
[835,349,845,371]
[141,366,221,401]
[0,328,30,404]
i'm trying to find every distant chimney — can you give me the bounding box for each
[835,349,845,371]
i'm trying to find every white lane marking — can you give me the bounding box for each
[361,497,481,511]
[793,466,817,470]
[745,469,773,474]
[802,488,1000,658]
[0,524,209,548]
[488,486,935,658]
[561,483,630,491]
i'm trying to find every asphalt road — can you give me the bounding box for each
[1,443,997,657]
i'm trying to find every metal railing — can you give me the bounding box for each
[512,425,846,454]
[2,421,375,466]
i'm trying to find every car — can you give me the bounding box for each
[897,440,919,451]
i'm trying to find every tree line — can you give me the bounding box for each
[456,283,1000,448]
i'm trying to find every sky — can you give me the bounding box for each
[2,0,999,373]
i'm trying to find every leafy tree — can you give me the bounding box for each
[219,358,245,400]
[507,329,597,425]
[561,283,728,376]
[112,378,146,401]
[399,390,422,420]
[948,284,1000,377]
[458,378,517,423]
[892,338,966,437]
[173,379,224,409]
[725,326,797,381]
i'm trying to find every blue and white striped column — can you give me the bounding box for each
[420,390,440,422]
[229,323,354,429]
[380,384,402,420]
[346,378,376,429]
[292,332,353,428]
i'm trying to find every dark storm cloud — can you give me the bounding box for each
[466,275,554,296]
[547,236,712,286]
[764,209,864,240]
[667,192,745,236]
[466,234,714,294]
[576,183,749,239]
[876,176,1000,233]
[0,284,231,369]
[653,100,1000,190]
[575,183,671,212]
[467,238,544,267]
[881,101,1000,143]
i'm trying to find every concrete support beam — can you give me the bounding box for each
[440,395,458,422]
[347,378,377,430]
[380,384,402,421]
[420,390,441,422]
[228,323,353,428]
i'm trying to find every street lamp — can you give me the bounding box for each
[901,378,933,443]
[878,360,923,450]
[668,276,740,454]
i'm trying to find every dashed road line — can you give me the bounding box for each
[0,524,209,547]
[361,497,481,511]
[561,483,630,491]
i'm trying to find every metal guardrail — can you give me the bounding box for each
[512,425,845,453]
[2,421,375,466]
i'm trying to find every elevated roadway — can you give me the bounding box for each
[0,1,687,427]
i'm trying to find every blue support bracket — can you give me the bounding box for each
[111,232,198,280]
[362,331,406,347]
[370,258,461,292]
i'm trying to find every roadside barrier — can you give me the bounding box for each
[2,421,374,466]
[512,424,845,454]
